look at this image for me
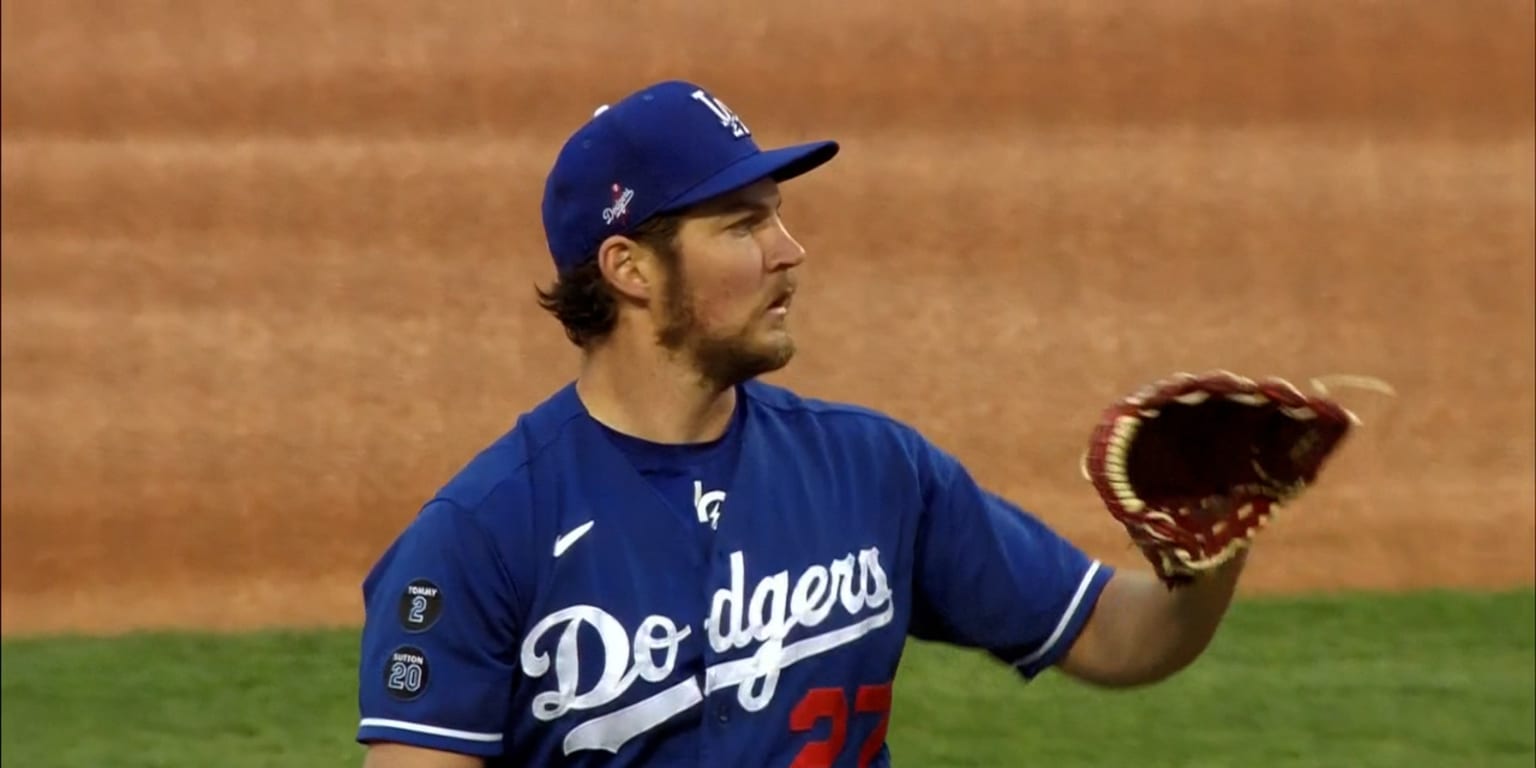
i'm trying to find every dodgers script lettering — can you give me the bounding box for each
[519,546,894,754]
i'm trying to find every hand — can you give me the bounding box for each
[1082,370,1358,587]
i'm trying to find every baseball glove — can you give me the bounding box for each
[1082,371,1362,588]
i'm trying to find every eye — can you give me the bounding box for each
[728,214,763,235]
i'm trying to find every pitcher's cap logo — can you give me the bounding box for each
[603,184,634,226]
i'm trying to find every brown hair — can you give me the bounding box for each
[535,214,684,348]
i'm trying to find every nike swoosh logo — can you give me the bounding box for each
[553,520,595,558]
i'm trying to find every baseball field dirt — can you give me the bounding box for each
[2,0,1533,636]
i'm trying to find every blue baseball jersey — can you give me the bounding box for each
[357,380,1114,766]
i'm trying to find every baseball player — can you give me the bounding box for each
[355,80,1262,767]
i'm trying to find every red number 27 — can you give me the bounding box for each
[788,684,893,768]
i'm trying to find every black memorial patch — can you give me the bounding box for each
[383,645,431,701]
[397,579,443,632]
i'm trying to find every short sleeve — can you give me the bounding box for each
[908,440,1115,679]
[357,499,521,756]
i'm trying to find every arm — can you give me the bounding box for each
[905,426,1251,687]
[364,743,484,768]
[355,500,522,759]
[1057,551,1247,688]
[906,436,1117,680]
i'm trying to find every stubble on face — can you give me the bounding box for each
[652,244,795,389]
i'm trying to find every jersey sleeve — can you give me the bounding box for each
[907,438,1115,679]
[356,498,522,757]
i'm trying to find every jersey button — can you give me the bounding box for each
[715,702,731,723]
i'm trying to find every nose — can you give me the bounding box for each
[764,217,807,270]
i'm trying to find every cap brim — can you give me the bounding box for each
[658,140,840,214]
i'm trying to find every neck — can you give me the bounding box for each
[574,335,738,444]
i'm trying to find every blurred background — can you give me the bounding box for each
[2,2,1533,765]
[2,0,1532,638]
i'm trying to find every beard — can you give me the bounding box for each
[654,260,796,389]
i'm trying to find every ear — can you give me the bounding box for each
[596,235,655,303]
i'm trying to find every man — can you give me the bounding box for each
[355,80,1252,767]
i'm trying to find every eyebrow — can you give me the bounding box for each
[714,196,781,219]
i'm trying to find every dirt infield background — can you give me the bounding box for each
[2,0,1533,636]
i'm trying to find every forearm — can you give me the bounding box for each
[1059,551,1247,687]
[363,743,484,768]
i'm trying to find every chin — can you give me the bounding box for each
[695,335,796,386]
[739,342,797,380]
[758,342,796,373]
[753,329,797,367]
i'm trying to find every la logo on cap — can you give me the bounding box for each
[690,89,751,139]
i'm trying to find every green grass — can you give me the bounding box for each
[2,589,1531,767]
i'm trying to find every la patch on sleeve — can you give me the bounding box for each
[383,645,431,701]
[397,578,443,632]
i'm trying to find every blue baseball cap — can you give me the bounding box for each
[541,80,840,273]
